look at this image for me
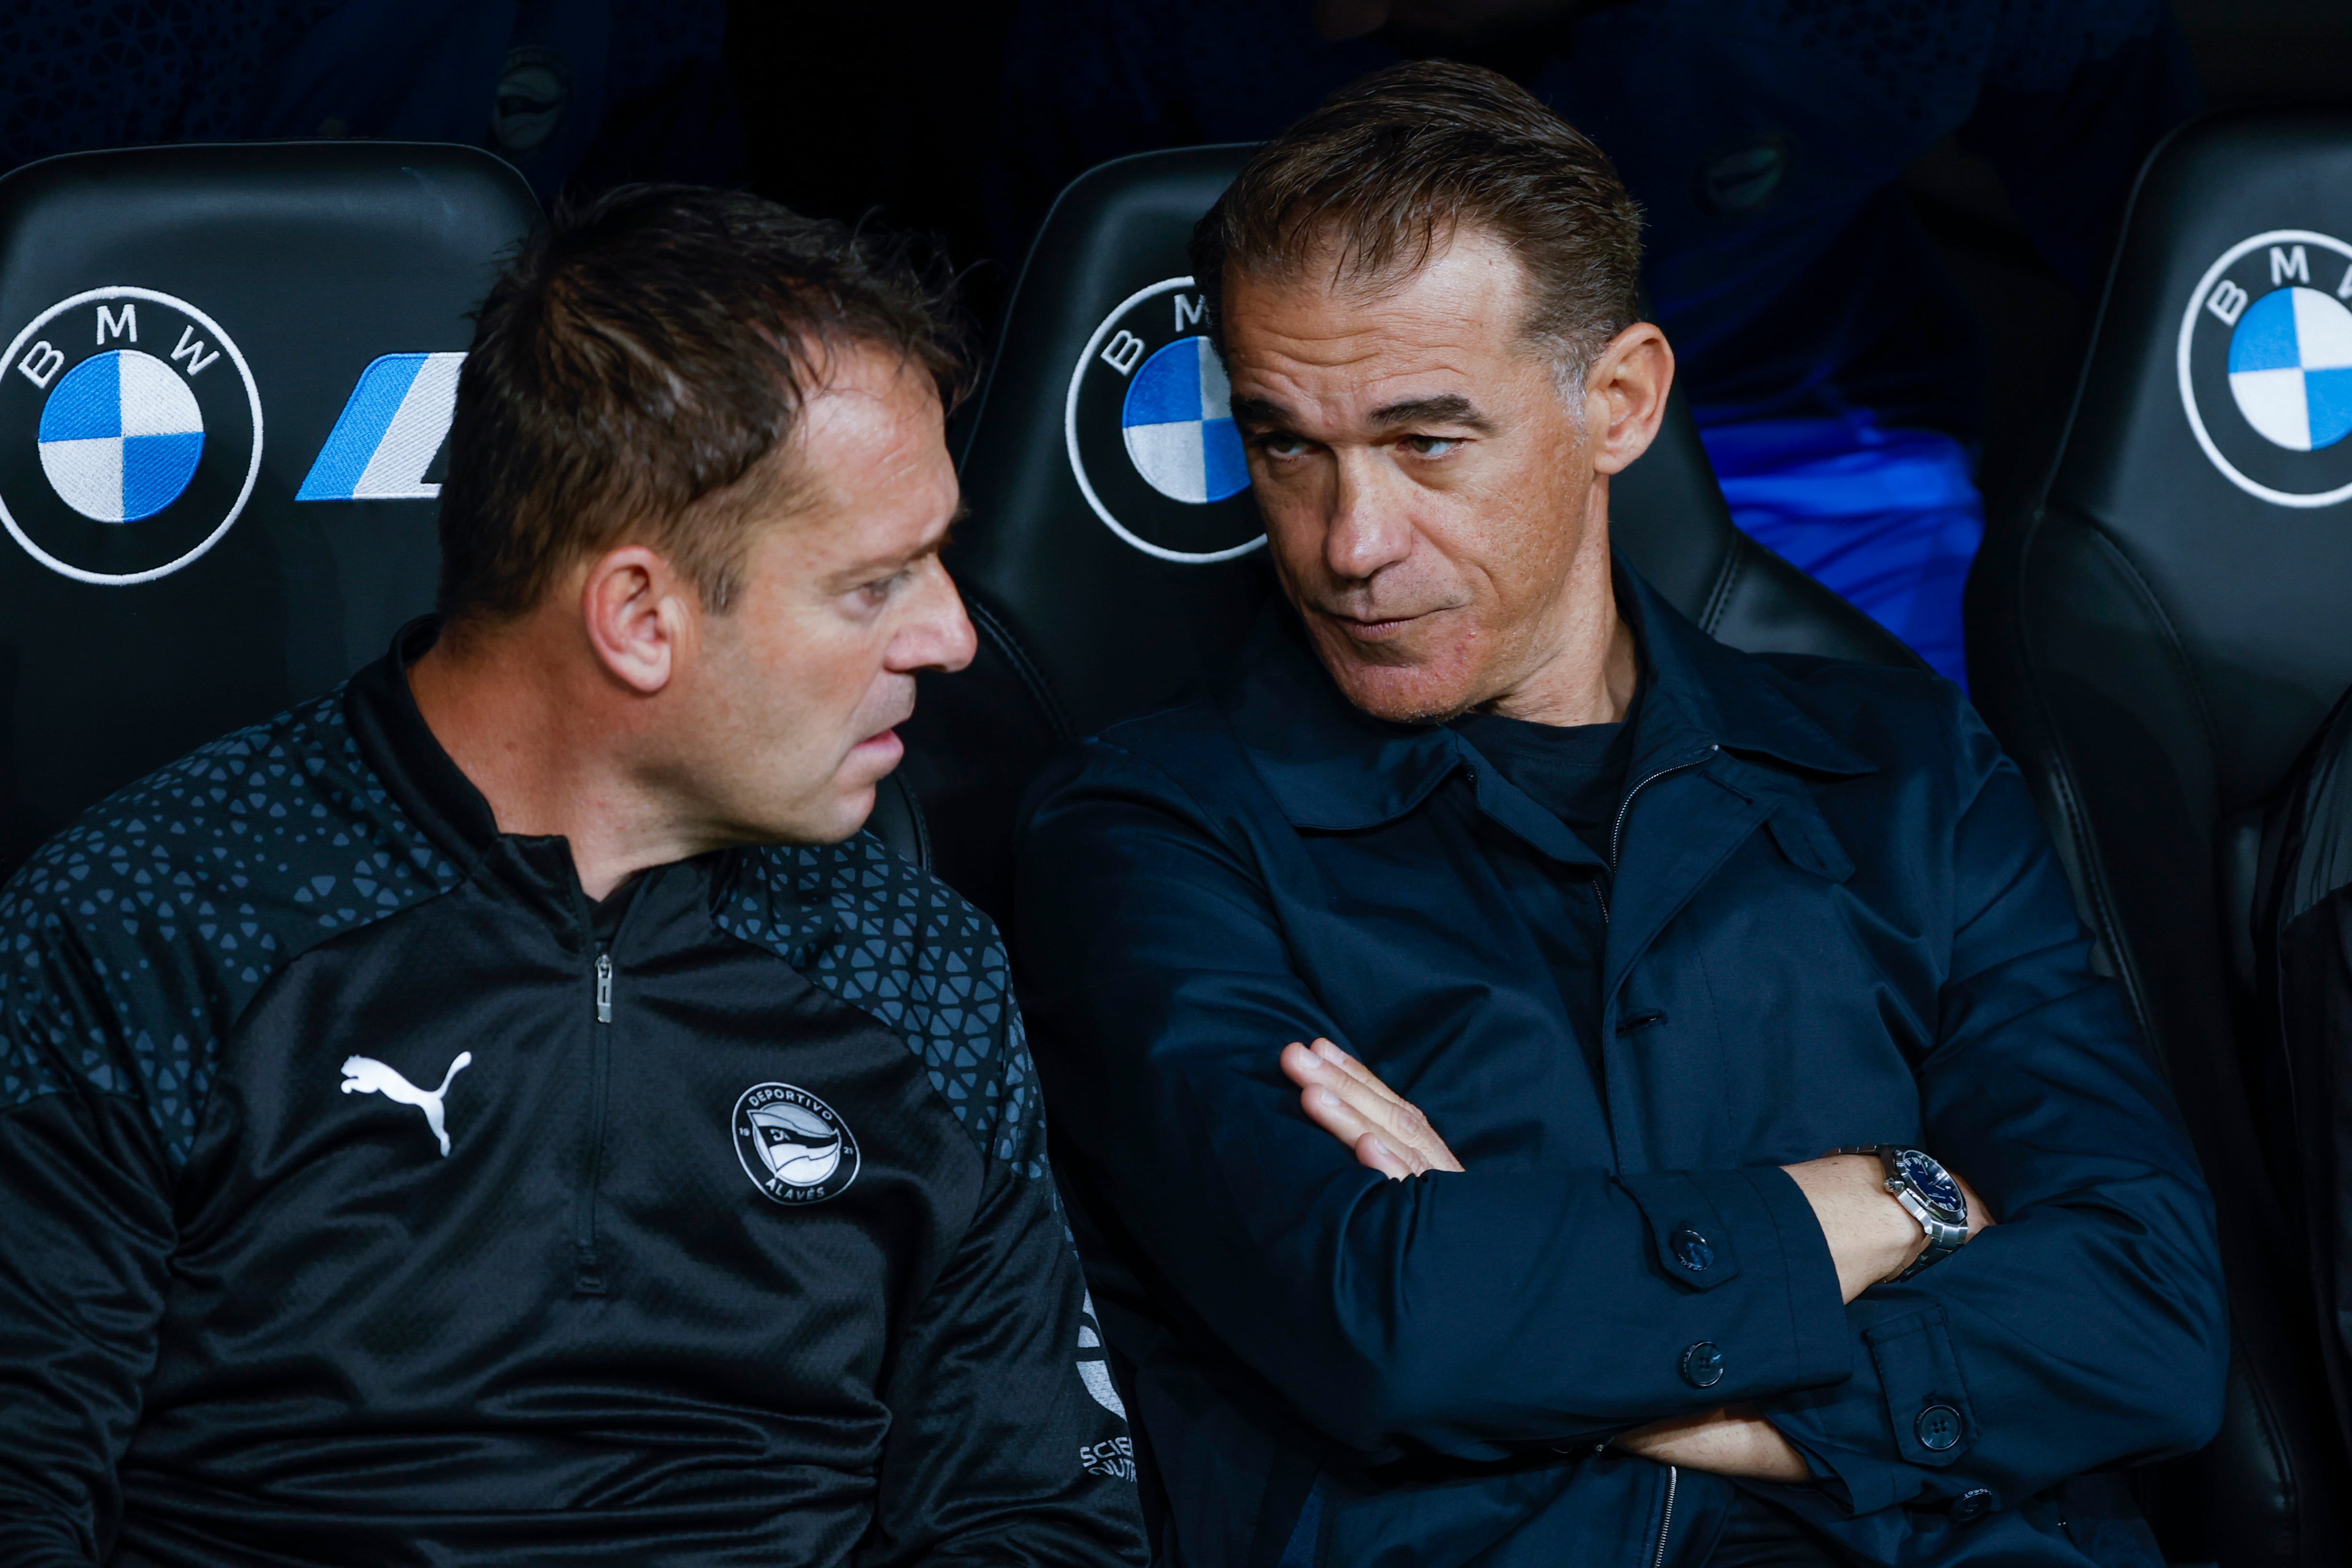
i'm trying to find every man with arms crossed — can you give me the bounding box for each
[0,187,1146,1566]
[1017,65,2225,1567]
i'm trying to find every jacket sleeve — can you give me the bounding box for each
[1758,698,2229,1515]
[1013,739,1854,1462]
[0,887,178,1566]
[861,1010,1151,1568]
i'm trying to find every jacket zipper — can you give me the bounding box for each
[576,950,613,1293]
[1648,1465,1678,1568]
[1595,747,1720,925]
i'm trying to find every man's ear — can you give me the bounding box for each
[580,544,693,695]
[1585,322,1675,478]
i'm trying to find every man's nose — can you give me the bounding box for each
[1323,452,1416,583]
[894,558,978,675]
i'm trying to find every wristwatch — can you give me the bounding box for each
[1833,1145,1970,1280]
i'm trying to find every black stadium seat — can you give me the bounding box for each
[0,143,535,876]
[0,143,931,877]
[1966,110,2352,1566]
[902,144,1919,926]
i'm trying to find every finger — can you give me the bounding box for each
[1316,1055,1461,1173]
[1297,1078,1382,1152]
[1311,1040,1420,1114]
[1294,1041,1464,1174]
[1288,1043,1394,1118]
[1306,1085,1430,1176]
[1354,1130,1416,1181]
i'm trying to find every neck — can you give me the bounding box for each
[1482,479,1638,726]
[407,617,698,901]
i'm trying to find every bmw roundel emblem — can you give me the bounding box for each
[2179,230,2352,508]
[1066,275,1264,564]
[0,286,264,585]
[732,1082,859,1204]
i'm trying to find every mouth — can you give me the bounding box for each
[849,727,906,767]
[1317,606,1436,643]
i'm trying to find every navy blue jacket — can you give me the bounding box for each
[1014,571,2227,1567]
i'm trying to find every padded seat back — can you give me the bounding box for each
[902,144,1917,922]
[1966,110,2352,1565]
[0,143,537,876]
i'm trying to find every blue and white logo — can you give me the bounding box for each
[0,287,262,585]
[37,349,206,522]
[1066,275,1263,564]
[298,352,465,502]
[2180,230,2352,508]
[1121,337,1249,505]
[2225,286,2352,452]
[732,1082,858,1205]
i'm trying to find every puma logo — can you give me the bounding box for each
[340,1052,472,1157]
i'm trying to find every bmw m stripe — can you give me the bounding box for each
[296,352,465,501]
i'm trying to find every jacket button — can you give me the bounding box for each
[1915,1404,1963,1451]
[1951,1487,1995,1522]
[1679,1341,1725,1388]
[1670,1226,1715,1272]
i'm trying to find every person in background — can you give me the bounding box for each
[992,0,2199,686]
[0,0,742,202]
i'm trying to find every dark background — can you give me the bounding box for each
[732,0,2352,533]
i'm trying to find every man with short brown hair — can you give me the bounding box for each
[1017,63,2224,1567]
[0,185,1148,1567]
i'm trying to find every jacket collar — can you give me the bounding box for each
[344,617,697,939]
[345,616,507,868]
[1224,562,1874,833]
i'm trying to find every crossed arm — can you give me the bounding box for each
[1278,1037,1995,1482]
[1020,730,2226,1507]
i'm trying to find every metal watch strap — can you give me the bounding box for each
[1832,1144,1968,1281]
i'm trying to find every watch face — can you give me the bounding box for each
[1893,1149,1966,1222]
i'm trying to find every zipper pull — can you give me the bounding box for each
[595,952,612,1024]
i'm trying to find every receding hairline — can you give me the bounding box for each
[1218,217,1590,382]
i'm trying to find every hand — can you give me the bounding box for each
[1614,1404,1811,1482]
[1779,1154,1996,1305]
[1280,1038,1465,1178]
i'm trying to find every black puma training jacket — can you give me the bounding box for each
[0,623,1147,1567]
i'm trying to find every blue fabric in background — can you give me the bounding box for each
[1699,414,1984,689]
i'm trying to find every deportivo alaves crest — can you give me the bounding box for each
[733,1082,860,1204]
[1066,276,1265,564]
[2180,230,2352,508]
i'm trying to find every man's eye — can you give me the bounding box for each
[1258,433,1311,459]
[1405,434,1461,457]
[858,572,906,605]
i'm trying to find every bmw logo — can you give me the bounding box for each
[732,1082,859,1205]
[1066,275,1264,564]
[0,286,263,584]
[2178,230,2352,508]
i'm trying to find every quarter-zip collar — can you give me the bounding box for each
[342,616,703,944]
[1221,561,1875,840]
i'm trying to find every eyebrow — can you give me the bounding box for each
[1367,393,1492,432]
[1227,392,1494,433]
[830,499,968,584]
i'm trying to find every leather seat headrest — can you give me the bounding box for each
[0,142,539,873]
